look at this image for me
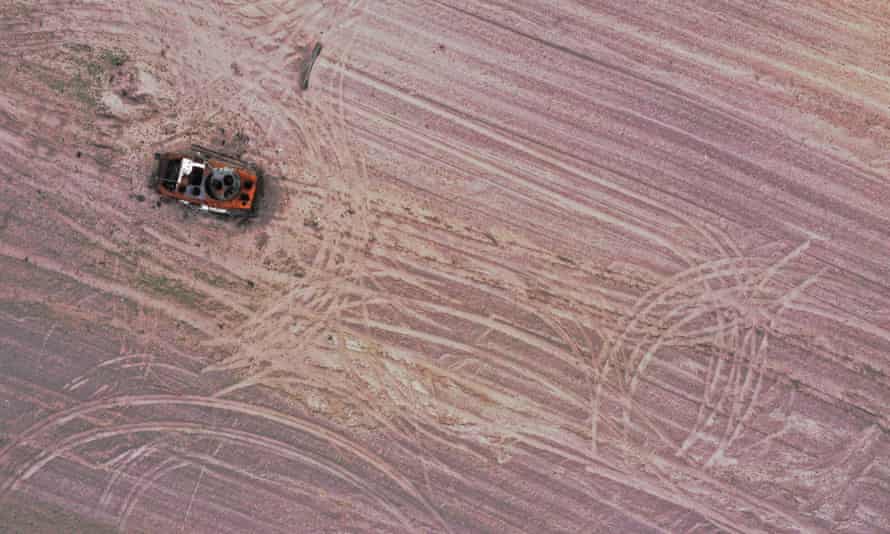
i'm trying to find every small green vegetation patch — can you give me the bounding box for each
[137,272,204,307]
[102,47,129,67]
[194,270,229,288]
[20,42,123,109]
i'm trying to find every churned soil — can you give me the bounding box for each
[1,1,889,532]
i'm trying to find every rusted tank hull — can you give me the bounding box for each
[154,147,261,216]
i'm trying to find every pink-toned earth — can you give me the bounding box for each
[1,1,889,532]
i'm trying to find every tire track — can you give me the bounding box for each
[0,394,452,533]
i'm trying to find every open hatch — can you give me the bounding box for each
[154,145,261,217]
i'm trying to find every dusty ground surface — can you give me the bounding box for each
[1,1,890,532]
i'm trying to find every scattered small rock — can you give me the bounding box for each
[255,232,269,250]
[134,194,145,202]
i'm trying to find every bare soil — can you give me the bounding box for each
[1,1,889,532]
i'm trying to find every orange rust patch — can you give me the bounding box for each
[156,152,259,215]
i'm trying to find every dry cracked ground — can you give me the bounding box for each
[1,1,890,532]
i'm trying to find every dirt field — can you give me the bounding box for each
[1,1,889,532]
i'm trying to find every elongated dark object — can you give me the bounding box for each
[190,144,251,168]
[300,42,323,90]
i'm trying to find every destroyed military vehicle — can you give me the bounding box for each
[153,145,262,217]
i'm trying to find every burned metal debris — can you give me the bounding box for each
[153,144,262,217]
[300,42,323,91]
